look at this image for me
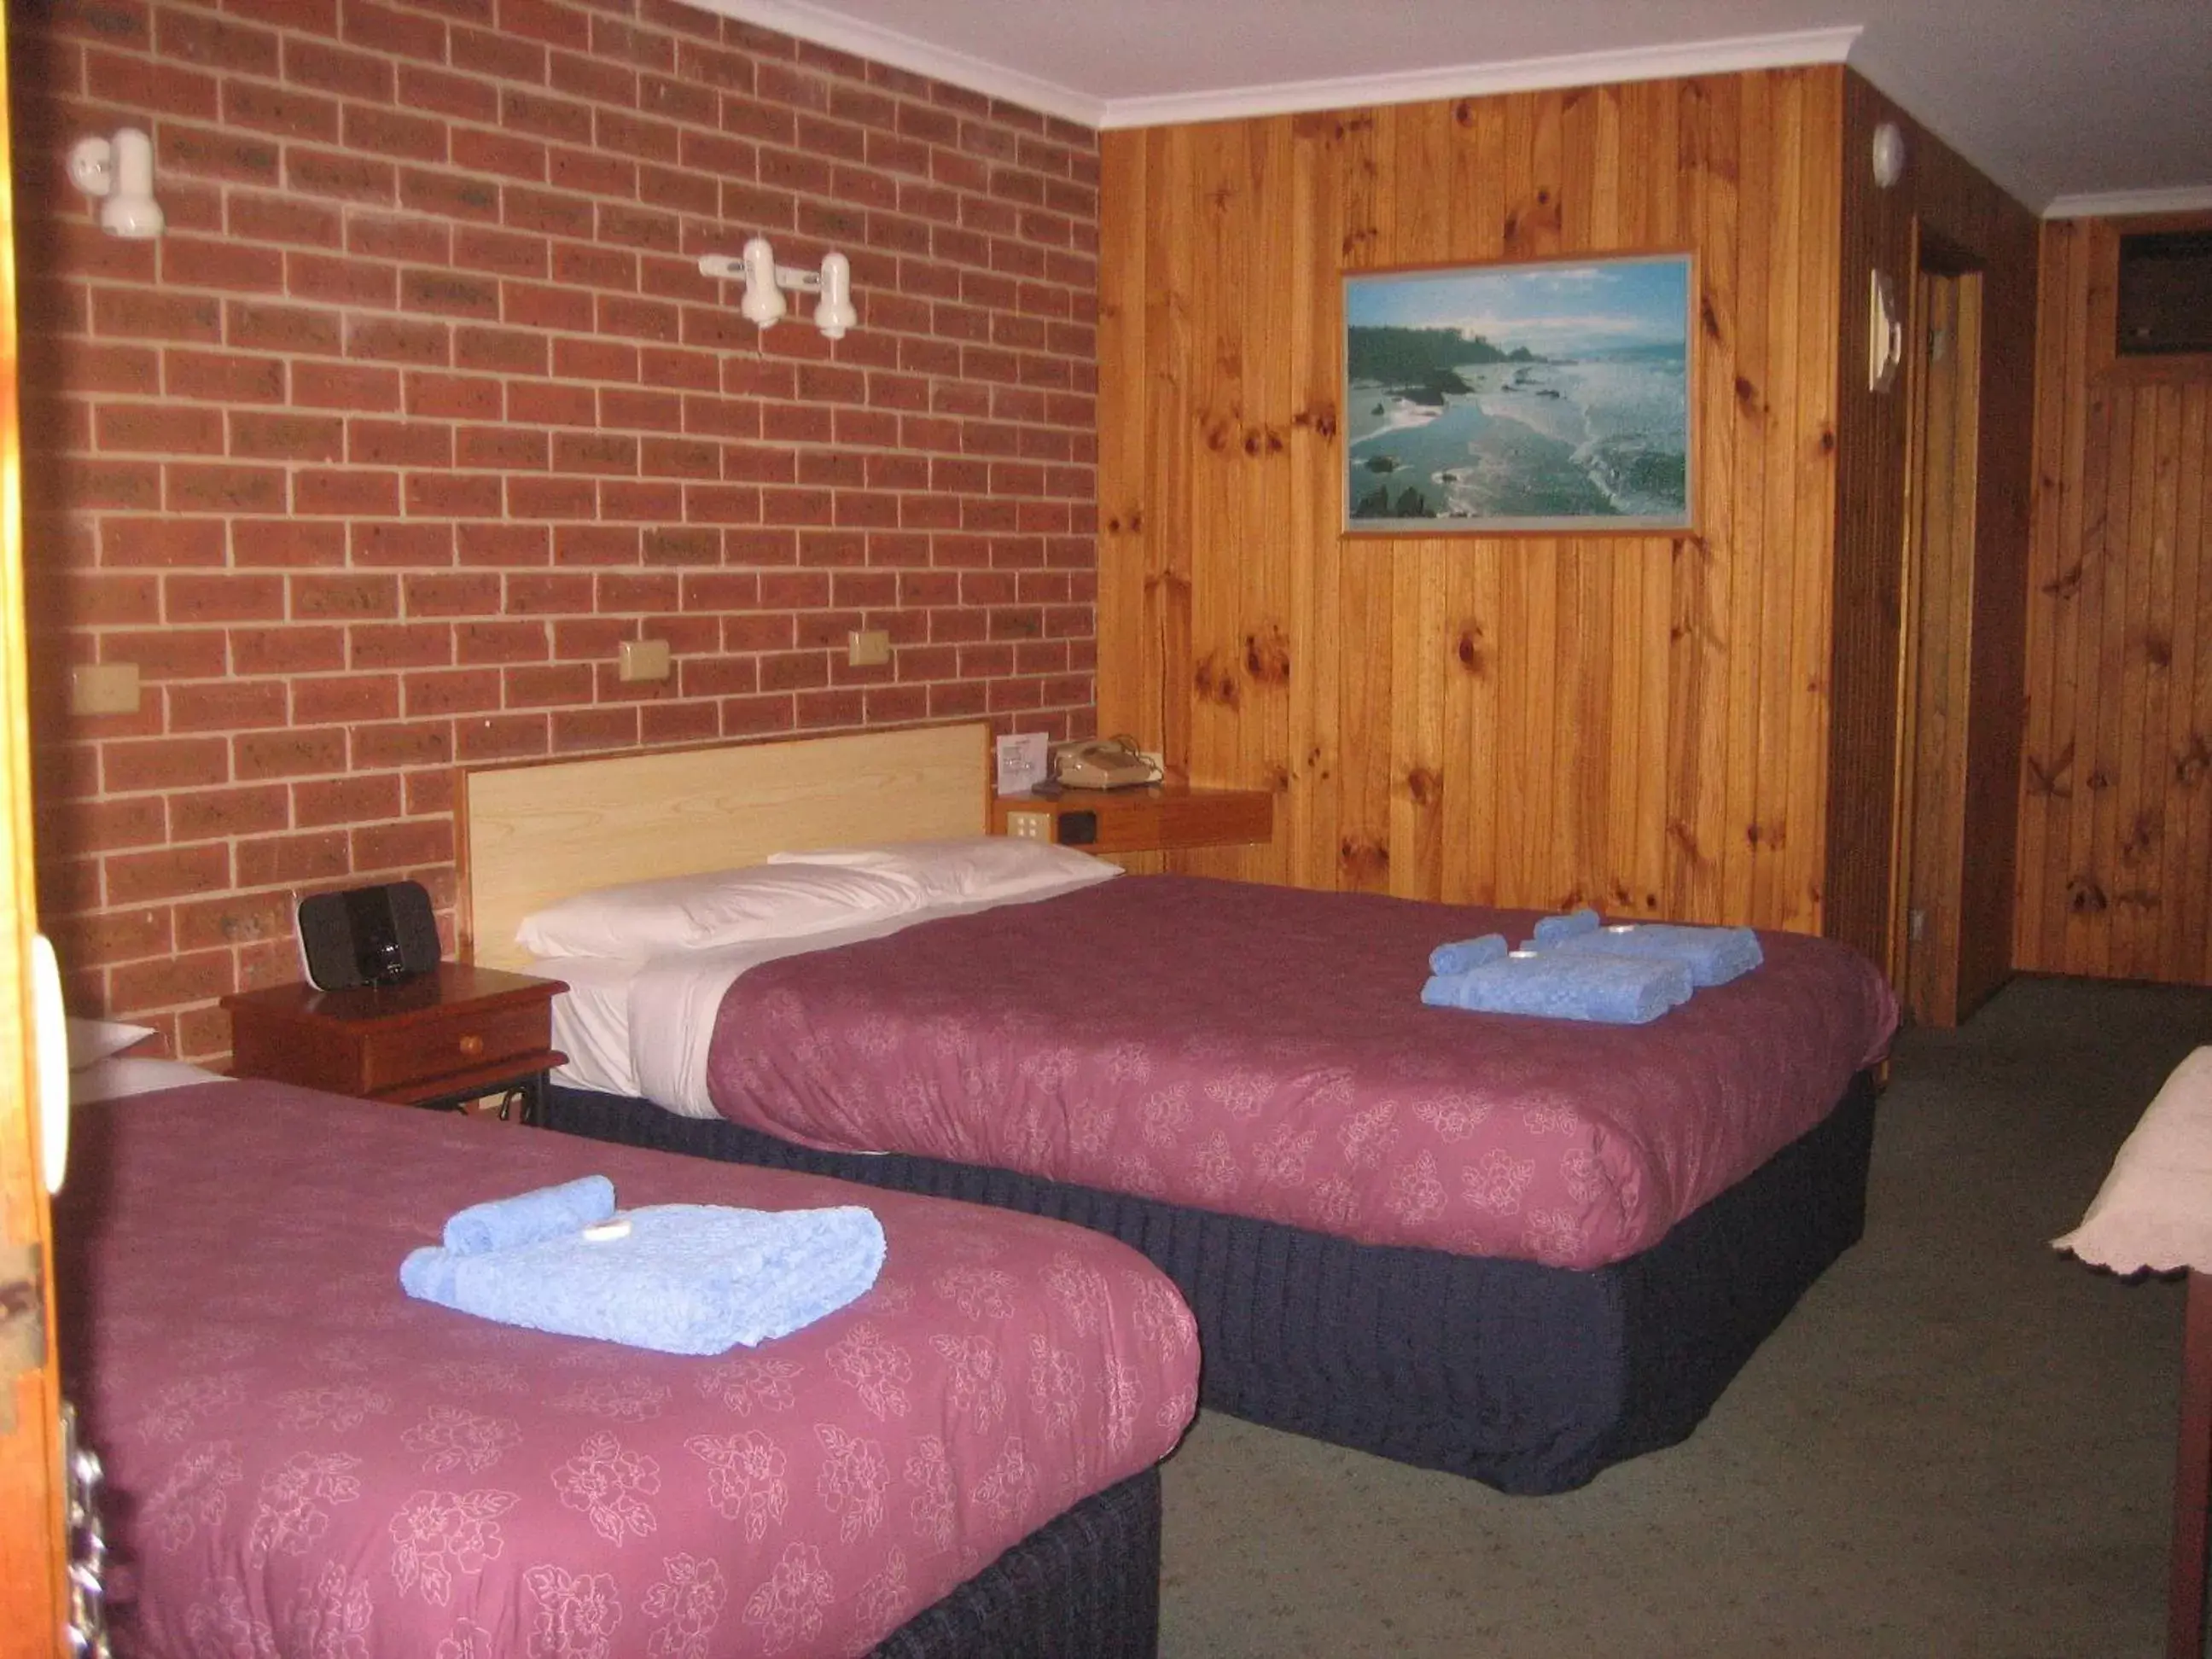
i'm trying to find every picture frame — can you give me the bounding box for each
[1343,252,1695,534]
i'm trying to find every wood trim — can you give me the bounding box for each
[0,4,68,1644]
[2085,212,2212,388]
[458,724,991,971]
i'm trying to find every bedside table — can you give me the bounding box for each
[991,780,1274,855]
[223,963,568,1124]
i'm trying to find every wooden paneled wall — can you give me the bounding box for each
[1827,75,2038,1010]
[2016,213,2212,986]
[1100,71,1848,928]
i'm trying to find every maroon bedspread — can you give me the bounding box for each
[707,876,1897,1270]
[61,1083,1196,1659]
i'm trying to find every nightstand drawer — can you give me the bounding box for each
[356,1001,548,1094]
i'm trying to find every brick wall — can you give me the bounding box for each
[9,0,1101,1062]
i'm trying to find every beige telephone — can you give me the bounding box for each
[1051,735,1161,790]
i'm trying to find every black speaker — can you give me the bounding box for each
[297,881,440,990]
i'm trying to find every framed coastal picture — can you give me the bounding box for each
[1343,252,1695,533]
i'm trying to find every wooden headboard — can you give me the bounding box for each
[459,723,991,969]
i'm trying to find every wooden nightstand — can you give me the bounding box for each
[223,963,568,1123]
[990,781,1274,855]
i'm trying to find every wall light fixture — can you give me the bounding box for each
[699,238,856,340]
[68,126,164,239]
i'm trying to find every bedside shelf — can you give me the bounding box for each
[989,781,1273,855]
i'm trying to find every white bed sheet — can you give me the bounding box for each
[544,882,1097,1120]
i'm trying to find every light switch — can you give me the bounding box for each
[618,638,671,682]
[69,661,140,715]
[847,629,891,667]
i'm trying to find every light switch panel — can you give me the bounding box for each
[69,662,140,716]
[847,629,891,667]
[618,638,672,682]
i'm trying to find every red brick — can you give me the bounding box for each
[230,624,345,676]
[286,252,397,307]
[106,842,230,905]
[352,818,452,871]
[100,517,224,568]
[293,468,399,515]
[164,464,286,515]
[232,526,345,579]
[293,673,400,725]
[97,402,224,454]
[405,473,501,516]
[234,726,346,780]
[456,522,549,564]
[93,288,221,342]
[286,146,397,202]
[455,713,550,761]
[399,61,498,121]
[348,419,453,467]
[166,678,289,732]
[229,410,345,461]
[235,830,350,887]
[160,123,282,188]
[168,783,289,840]
[225,300,340,355]
[351,522,454,567]
[343,0,449,61]
[172,890,294,952]
[294,774,403,828]
[291,361,401,411]
[457,426,547,469]
[108,950,236,1012]
[344,104,448,162]
[284,37,397,100]
[293,573,399,620]
[223,80,339,142]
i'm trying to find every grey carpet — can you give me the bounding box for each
[1156,975,2212,1657]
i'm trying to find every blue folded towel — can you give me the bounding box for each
[1428,932,1509,975]
[1548,922,1764,987]
[1422,951,1692,1025]
[402,1202,886,1355]
[443,1175,615,1255]
[1531,907,1603,946]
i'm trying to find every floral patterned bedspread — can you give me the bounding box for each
[58,1082,1197,1658]
[708,876,1899,1270]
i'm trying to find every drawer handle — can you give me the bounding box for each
[457,1034,485,1059]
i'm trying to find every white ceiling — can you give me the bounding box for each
[695,0,2212,217]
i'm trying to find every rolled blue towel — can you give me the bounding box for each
[402,1202,886,1355]
[1428,932,1509,975]
[1421,951,1692,1025]
[1531,907,1603,946]
[443,1175,615,1255]
[1550,922,1764,987]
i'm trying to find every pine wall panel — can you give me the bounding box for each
[2017,213,2212,986]
[1100,69,1849,929]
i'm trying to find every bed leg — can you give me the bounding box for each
[2171,1270,2212,1659]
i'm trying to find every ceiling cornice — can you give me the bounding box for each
[2043,186,2212,221]
[1097,27,1860,130]
[679,0,1107,125]
[684,5,1857,132]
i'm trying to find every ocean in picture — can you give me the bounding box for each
[1343,255,1691,529]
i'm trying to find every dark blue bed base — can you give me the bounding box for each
[541,1074,1877,1495]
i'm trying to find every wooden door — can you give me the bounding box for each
[1892,259,1987,1027]
[0,5,71,1650]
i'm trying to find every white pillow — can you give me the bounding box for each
[769,836,1119,906]
[71,1057,232,1104]
[66,1016,156,1070]
[515,863,928,959]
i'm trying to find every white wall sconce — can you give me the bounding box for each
[68,126,164,239]
[699,238,855,339]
